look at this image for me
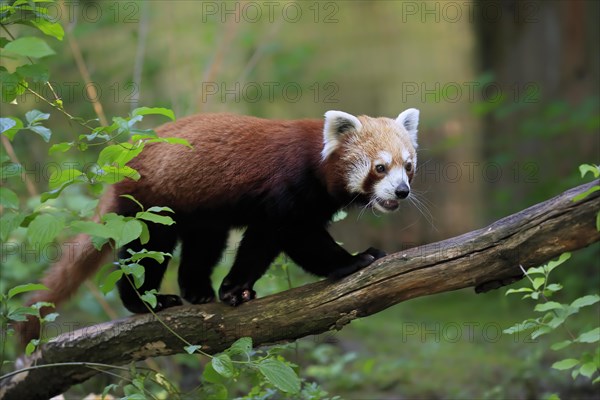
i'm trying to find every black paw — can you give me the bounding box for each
[181,286,216,305]
[154,294,184,311]
[328,248,385,279]
[364,247,387,260]
[218,282,256,307]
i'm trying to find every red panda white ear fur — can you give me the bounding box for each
[322,110,362,160]
[396,108,419,148]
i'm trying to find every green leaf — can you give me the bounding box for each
[8,283,48,299]
[1,117,17,136]
[545,253,571,273]
[29,18,64,40]
[16,64,49,83]
[0,70,24,103]
[122,263,145,288]
[579,163,600,179]
[576,328,600,344]
[129,250,169,264]
[25,340,38,356]
[27,213,64,246]
[146,206,175,214]
[139,221,149,245]
[120,194,144,210]
[184,345,201,354]
[70,221,114,239]
[0,212,25,241]
[27,124,51,142]
[40,179,78,202]
[227,337,252,357]
[140,290,157,308]
[7,306,37,322]
[552,358,579,371]
[97,143,144,167]
[43,312,59,322]
[135,211,175,226]
[211,354,234,378]
[506,287,533,295]
[160,137,192,148]
[100,270,123,295]
[534,301,564,312]
[48,167,82,190]
[570,294,600,310]
[573,186,600,202]
[115,219,142,248]
[551,340,572,351]
[545,283,563,293]
[25,109,50,124]
[525,266,545,275]
[132,107,175,121]
[0,187,19,209]
[531,325,553,340]
[4,37,55,58]
[48,142,73,155]
[503,320,537,335]
[258,359,300,394]
[579,362,597,378]
[532,277,545,290]
[95,165,140,184]
[202,362,227,384]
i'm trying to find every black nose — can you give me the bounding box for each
[395,184,410,199]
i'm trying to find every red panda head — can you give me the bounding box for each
[322,108,419,213]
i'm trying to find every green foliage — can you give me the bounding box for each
[504,171,600,389]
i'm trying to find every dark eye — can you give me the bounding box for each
[405,162,413,172]
[375,164,386,173]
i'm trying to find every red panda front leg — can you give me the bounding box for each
[218,224,282,306]
[178,227,229,305]
[281,225,386,279]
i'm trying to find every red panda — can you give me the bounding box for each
[19,109,420,344]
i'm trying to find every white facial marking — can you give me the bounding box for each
[401,149,410,162]
[346,155,371,193]
[372,166,410,212]
[378,151,392,165]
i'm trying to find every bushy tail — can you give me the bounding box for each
[17,189,116,346]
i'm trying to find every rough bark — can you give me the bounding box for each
[1,180,599,400]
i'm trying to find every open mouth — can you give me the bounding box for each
[377,199,400,211]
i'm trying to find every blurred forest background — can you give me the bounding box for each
[1,0,599,398]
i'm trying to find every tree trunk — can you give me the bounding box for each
[1,180,599,400]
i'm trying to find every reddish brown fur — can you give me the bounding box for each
[119,114,331,212]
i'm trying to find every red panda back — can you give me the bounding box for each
[120,114,326,212]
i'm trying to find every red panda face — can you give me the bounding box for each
[322,108,419,213]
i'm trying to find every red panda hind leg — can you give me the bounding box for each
[116,222,181,313]
[178,227,229,305]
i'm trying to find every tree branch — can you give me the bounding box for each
[2,181,599,400]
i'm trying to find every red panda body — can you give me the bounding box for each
[20,109,420,344]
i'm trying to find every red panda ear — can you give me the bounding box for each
[322,111,363,159]
[396,108,419,147]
